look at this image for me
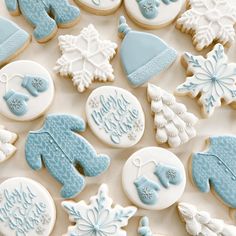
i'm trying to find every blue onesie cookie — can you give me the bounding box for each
[25,114,111,198]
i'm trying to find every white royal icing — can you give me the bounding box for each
[178,202,236,236]
[147,83,198,148]
[177,0,236,51]
[86,86,145,148]
[122,147,186,210]
[0,177,56,236]
[54,25,117,93]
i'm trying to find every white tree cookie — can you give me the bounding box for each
[176,0,236,51]
[62,184,137,236]
[147,84,198,148]
[178,202,236,236]
[176,44,236,118]
[0,126,17,162]
[54,25,117,92]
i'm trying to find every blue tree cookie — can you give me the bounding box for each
[25,114,111,198]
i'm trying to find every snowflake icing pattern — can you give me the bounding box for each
[54,25,117,93]
[62,184,137,236]
[177,0,236,50]
[176,44,236,117]
[141,187,153,200]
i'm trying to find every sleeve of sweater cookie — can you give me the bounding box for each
[5,0,19,13]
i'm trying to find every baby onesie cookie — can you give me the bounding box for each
[0,126,17,163]
[86,86,145,148]
[176,0,236,51]
[62,184,137,236]
[25,114,111,199]
[0,177,56,236]
[0,60,54,121]
[178,202,236,236]
[122,147,186,210]
[5,0,80,43]
[124,0,184,29]
[74,0,122,15]
[54,24,117,92]
[118,16,177,87]
[192,136,236,209]
[147,83,198,148]
[0,17,30,67]
[176,44,236,118]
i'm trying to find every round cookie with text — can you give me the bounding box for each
[0,177,56,236]
[0,60,54,121]
[86,86,145,148]
[122,147,186,210]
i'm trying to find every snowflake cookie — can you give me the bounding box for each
[176,0,236,51]
[176,44,236,118]
[147,84,198,148]
[54,24,117,92]
[62,184,137,236]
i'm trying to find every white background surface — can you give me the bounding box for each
[1,1,236,235]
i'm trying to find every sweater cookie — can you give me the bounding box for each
[5,0,80,43]
[25,114,111,199]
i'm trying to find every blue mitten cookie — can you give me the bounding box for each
[136,0,160,19]
[5,0,80,43]
[25,114,111,198]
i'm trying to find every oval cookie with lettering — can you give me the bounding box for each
[0,177,56,236]
[86,86,145,148]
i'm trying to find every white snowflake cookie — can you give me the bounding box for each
[147,84,198,148]
[178,202,236,236]
[62,184,137,236]
[54,24,117,93]
[176,44,236,118]
[176,0,236,51]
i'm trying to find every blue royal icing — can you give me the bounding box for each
[138,216,153,236]
[192,136,236,208]
[118,16,177,87]
[5,0,80,42]
[25,114,111,199]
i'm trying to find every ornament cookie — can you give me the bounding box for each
[54,25,117,92]
[0,60,54,121]
[176,44,236,118]
[122,147,186,210]
[178,202,236,236]
[0,126,17,162]
[74,0,122,15]
[0,17,30,67]
[62,184,137,236]
[176,0,236,51]
[5,0,80,43]
[118,16,177,87]
[25,114,111,199]
[86,86,145,148]
[124,0,183,29]
[192,136,236,208]
[147,83,198,148]
[0,177,56,236]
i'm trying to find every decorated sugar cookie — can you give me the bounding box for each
[122,147,186,210]
[86,86,145,148]
[176,0,236,51]
[54,25,117,92]
[25,114,111,199]
[118,16,177,87]
[0,60,54,121]
[124,0,184,29]
[0,17,30,67]
[5,0,80,43]
[62,184,137,236]
[176,44,236,118]
[0,177,56,236]
[74,0,122,15]
[147,83,198,148]
[0,126,17,163]
[192,136,236,208]
[178,202,236,236]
